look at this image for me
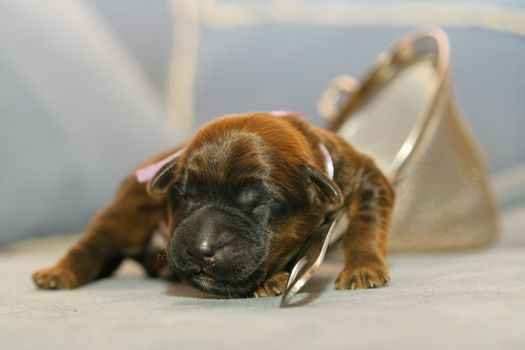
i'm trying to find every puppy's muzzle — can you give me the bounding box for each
[186,240,219,265]
[180,207,235,271]
[171,206,264,282]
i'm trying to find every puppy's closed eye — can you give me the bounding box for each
[236,188,262,211]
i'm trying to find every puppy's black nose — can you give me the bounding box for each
[186,241,217,264]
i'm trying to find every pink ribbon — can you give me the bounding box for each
[135,148,184,183]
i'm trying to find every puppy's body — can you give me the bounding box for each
[33,113,394,296]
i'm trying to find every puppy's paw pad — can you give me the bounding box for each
[335,262,389,290]
[32,266,79,290]
[253,271,290,298]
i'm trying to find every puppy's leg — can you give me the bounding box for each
[33,175,166,289]
[336,162,394,290]
[253,271,290,298]
[133,224,176,280]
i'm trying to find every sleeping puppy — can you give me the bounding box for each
[32,112,394,297]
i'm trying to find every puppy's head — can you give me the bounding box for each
[148,113,341,296]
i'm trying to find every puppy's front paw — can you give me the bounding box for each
[253,271,290,298]
[32,265,80,290]
[335,258,389,290]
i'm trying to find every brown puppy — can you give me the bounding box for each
[32,112,394,297]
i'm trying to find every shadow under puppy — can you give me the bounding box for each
[33,112,394,297]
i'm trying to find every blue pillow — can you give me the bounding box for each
[169,0,525,174]
[0,0,179,244]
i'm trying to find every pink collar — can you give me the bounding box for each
[318,142,334,180]
[135,112,334,183]
[135,148,185,183]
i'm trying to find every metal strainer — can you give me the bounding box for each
[281,27,499,307]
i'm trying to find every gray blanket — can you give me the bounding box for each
[1,206,524,350]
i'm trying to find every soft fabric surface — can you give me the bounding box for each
[0,0,177,244]
[1,206,524,350]
[171,0,525,172]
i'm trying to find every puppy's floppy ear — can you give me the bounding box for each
[148,158,178,194]
[302,164,344,207]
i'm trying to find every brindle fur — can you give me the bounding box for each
[33,112,394,295]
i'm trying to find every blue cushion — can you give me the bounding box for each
[0,0,179,244]
[169,0,525,173]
